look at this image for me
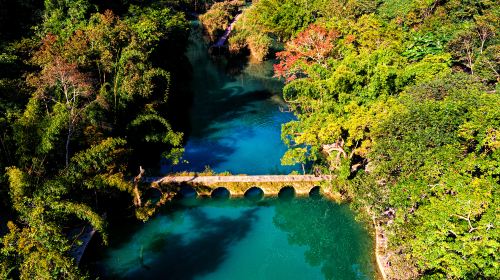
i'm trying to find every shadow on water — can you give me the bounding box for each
[309,186,322,199]
[278,186,295,201]
[105,207,260,280]
[211,187,231,200]
[86,197,375,280]
[187,26,283,125]
[174,140,237,172]
[244,187,264,201]
[177,186,198,199]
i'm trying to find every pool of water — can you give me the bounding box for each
[163,21,299,175]
[92,197,375,280]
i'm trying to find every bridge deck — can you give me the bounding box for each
[156,174,335,197]
[158,174,333,184]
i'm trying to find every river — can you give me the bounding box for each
[87,21,375,280]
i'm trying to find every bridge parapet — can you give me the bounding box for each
[155,174,335,197]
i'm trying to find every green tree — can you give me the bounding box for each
[368,74,499,279]
[1,2,190,278]
[42,0,93,37]
[199,0,243,42]
[1,138,133,279]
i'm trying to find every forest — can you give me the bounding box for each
[1,0,499,279]
[0,0,194,278]
[227,0,499,278]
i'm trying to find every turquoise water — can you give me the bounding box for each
[95,198,375,279]
[165,21,299,175]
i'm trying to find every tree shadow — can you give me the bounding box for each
[189,87,273,137]
[169,139,237,173]
[168,89,278,173]
[108,207,260,279]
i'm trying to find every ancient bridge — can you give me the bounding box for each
[153,174,335,198]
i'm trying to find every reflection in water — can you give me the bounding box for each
[93,198,374,280]
[274,199,374,279]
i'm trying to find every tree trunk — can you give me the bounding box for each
[133,166,145,207]
[65,124,72,167]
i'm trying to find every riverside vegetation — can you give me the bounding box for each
[223,0,499,279]
[1,0,499,279]
[0,0,190,278]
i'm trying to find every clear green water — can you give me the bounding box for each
[95,198,375,279]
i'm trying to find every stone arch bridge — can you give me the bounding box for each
[151,174,336,198]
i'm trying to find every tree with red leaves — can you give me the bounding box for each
[29,34,94,167]
[274,24,339,82]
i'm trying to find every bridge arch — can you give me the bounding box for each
[244,186,264,201]
[278,186,295,200]
[309,186,322,199]
[211,187,231,199]
[178,185,198,199]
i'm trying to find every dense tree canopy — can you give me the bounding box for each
[199,0,243,42]
[0,0,190,278]
[1,0,498,279]
[241,0,500,278]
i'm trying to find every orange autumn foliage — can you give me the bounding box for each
[274,24,339,82]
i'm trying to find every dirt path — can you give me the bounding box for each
[213,13,242,47]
